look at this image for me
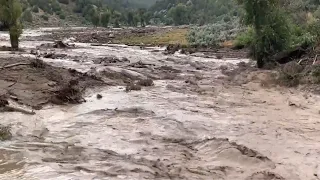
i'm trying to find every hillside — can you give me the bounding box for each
[19,0,158,28]
[149,0,239,25]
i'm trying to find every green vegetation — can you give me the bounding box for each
[0,125,12,141]
[22,9,33,22]
[114,28,188,46]
[237,0,290,68]
[0,0,23,49]
[41,14,49,21]
[149,0,238,25]
[187,20,241,47]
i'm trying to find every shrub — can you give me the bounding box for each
[51,0,61,12]
[237,0,291,68]
[58,0,69,4]
[59,13,66,19]
[278,62,303,87]
[234,27,254,49]
[22,9,33,22]
[32,5,39,13]
[101,12,111,27]
[41,14,49,21]
[187,19,242,47]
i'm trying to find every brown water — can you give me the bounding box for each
[0,28,320,180]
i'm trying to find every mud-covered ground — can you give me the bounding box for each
[0,28,319,180]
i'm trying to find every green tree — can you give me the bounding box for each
[127,11,134,26]
[22,9,33,22]
[133,14,139,27]
[0,0,23,49]
[237,0,290,68]
[91,10,100,27]
[138,8,146,27]
[101,11,110,27]
[167,3,189,25]
[111,11,121,28]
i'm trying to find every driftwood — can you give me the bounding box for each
[270,45,309,64]
[0,63,30,70]
[313,54,318,65]
[0,106,35,115]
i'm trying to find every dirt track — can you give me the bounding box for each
[0,28,319,180]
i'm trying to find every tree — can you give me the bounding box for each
[127,11,134,26]
[111,11,121,28]
[91,10,100,27]
[138,8,146,27]
[0,0,23,49]
[101,11,110,27]
[133,14,139,27]
[237,0,290,68]
[167,3,189,25]
[22,9,33,22]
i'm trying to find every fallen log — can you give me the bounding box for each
[270,44,309,64]
[0,63,30,70]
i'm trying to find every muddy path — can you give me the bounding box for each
[0,28,319,180]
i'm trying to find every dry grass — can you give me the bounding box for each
[115,28,189,46]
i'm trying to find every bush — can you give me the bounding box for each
[187,19,242,47]
[234,27,254,48]
[51,0,61,12]
[58,0,69,4]
[278,62,303,87]
[32,5,39,13]
[101,12,110,27]
[22,9,33,22]
[41,14,49,21]
[59,13,66,19]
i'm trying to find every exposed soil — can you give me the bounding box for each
[0,55,104,109]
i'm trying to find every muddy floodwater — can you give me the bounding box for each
[0,28,320,180]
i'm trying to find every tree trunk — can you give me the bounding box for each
[10,33,19,50]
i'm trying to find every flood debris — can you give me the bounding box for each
[96,94,103,99]
[30,58,46,68]
[129,60,155,68]
[52,79,86,105]
[0,97,9,107]
[93,56,129,65]
[137,79,154,86]
[0,125,12,141]
[125,83,142,92]
[39,40,75,49]
[164,44,181,54]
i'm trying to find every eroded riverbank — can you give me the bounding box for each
[0,28,319,180]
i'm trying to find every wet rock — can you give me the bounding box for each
[185,79,198,85]
[129,60,155,68]
[165,44,181,54]
[125,83,142,92]
[157,66,182,73]
[43,52,67,59]
[30,59,46,69]
[96,94,103,99]
[245,171,285,180]
[94,56,129,65]
[137,79,154,86]
[216,54,223,59]
[52,80,85,105]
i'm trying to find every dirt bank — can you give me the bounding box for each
[0,55,104,109]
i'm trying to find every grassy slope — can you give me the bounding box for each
[114,28,189,46]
